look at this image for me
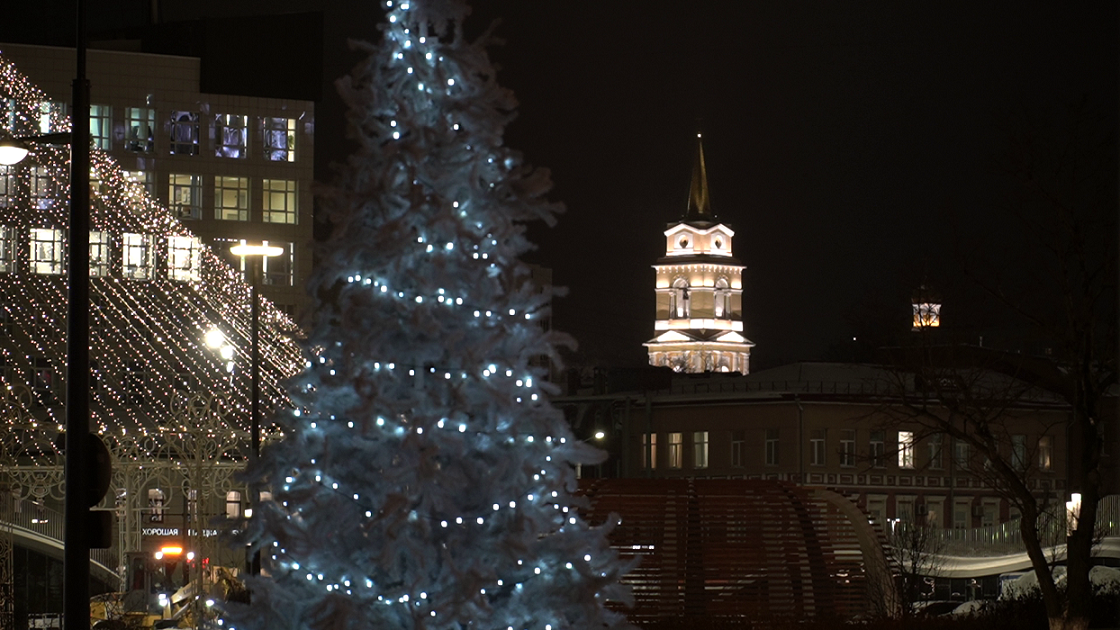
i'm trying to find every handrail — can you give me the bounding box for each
[2,497,118,577]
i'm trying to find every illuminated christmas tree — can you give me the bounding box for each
[228,1,633,629]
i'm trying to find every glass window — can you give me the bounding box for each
[263,179,297,223]
[30,166,57,209]
[840,429,856,467]
[765,428,779,466]
[642,433,657,470]
[1038,436,1052,472]
[0,226,16,273]
[1012,434,1027,471]
[30,228,64,275]
[122,233,155,279]
[37,101,67,134]
[226,490,242,518]
[870,431,885,468]
[89,231,110,277]
[668,432,683,469]
[714,276,731,318]
[215,176,249,221]
[263,117,296,162]
[810,429,826,466]
[121,170,155,197]
[168,174,202,220]
[671,277,689,318]
[148,488,165,523]
[215,114,248,158]
[124,360,147,406]
[125,107,155,153]
[731,430,745,467]
[693,431,708,469]
[0,165,13,208]
[954,440,970,471]
[167,235,202,282]
[170,111,200,155]
[953,502,969,529]
[898,431,915,469]
[262,241,294,287]
[32,357,55,406]
[928,433,944,470]
[90,105,111,150]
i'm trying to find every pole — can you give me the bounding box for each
[64,0,92,626]
[249,258,261,576]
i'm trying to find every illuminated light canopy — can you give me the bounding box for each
[230,243,285,258]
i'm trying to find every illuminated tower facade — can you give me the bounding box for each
[644,133,754,373]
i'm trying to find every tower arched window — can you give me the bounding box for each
[714,277,731,318]
[672,278,690,318]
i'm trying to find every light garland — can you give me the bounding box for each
[0,53,304,467]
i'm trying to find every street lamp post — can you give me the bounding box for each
[229,243,282,576]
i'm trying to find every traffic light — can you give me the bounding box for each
[56,432,114,548]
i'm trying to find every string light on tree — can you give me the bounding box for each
[221,1,634,629]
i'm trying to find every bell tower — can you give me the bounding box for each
[644,133,755,373]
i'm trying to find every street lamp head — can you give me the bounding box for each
[0,138,29,166]
[230,243,284,258]
[203,328,225,349]
[594,431,606,440]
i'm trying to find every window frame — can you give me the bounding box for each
[765,428,779,466]
[125,107,156,153]
[168,173,203,220]
[898,430,915,469]
[30,227,64,275]
[731,430,745,468]
[215,176,250,221]
[262,178,298,224]
[215,113,249,158]
[668,432,683,469]
[90,104,112,150]
[692,431,709,469]
[122,233,155,280]
[263,116,296,162]
[169,110,200,156]
[642,433,657,470]
[839,429,856,468]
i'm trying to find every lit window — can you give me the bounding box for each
[0,166,14,208]
[671,277,689,318]
[167,235,202,282]
[226,491,242,518]
[263,117,296,161]
[693,431,708,469]
[642,433,657,470]
[1038,436,1052,472]
[668,432,683,469]
[263,179,297,224]
[0,226,16,273]
[731,430,745,467]
[90,105,111,150]
[148,488,165,523]
[810,429,826,466]
[30,228,64,275]
[714,277,731,318]
[215,176,249,221]
[898,431,915,469]
[125,107,155,153]
[122,233,155,279]
[37,101,67,134]
[262,242,294,287]
[89,231,110,277]
[124,360,147,406]
[215,114,248,158]
[30,166,57,209]
[765,428,779,466]
[840,430,856,467]
[170,111,200,155]
[168,174,202,220]
[121,170,155,197]
[33,357,55,406]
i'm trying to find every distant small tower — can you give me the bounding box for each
[644,133,755,373]
[911,284,942,331]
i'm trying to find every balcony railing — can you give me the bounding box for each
[2,497,118,574]
[902,494,1120,557]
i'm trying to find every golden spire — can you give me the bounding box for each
[686,131,712,220]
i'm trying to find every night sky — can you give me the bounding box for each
[8,1,1119,370]
[434,2,1115,369]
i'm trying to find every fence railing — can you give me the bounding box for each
[2,497,118,575]
[909,495,1120,557]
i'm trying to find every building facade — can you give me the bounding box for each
[0,43,315,318]
[644,133,753,373]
